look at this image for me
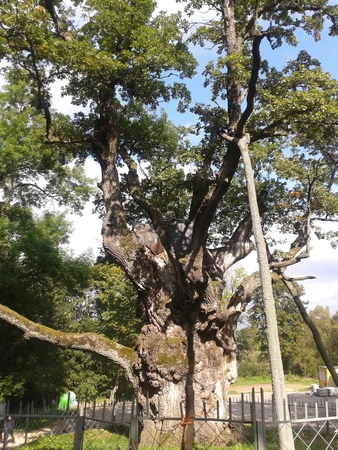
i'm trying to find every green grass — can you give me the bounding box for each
[15,427,338,450]
[19,432,72,449]
[264,428,338,450]
[234,376,272,386]
[15,425,256,450]
[19,428,129,449]
[284,374,317,386]
[232,375,317,387]
[294,431,338,450]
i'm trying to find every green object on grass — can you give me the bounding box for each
[58,392,77,410]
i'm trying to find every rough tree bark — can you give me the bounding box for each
[100,149,265,444]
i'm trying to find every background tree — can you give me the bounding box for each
[0,207,94,401]
[1,0,338,446]
[309,306,338,365]
[0,78,93,210]
[69,261,141,398]
[236,316,270,378]
[240,281,314,376]
[238,299,338,380]
[0,78,114,402]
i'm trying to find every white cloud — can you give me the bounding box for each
[51,79,86,117]
[66,158,102,258]
[155,0,184,14]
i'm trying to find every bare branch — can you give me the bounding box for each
[280,275,316,281]
[227,270,261,315]
[269,251,309,269]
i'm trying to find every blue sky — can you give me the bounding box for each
[57,1,338,314]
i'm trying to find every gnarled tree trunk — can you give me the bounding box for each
[129,265,260,445]
[100,175,263,443]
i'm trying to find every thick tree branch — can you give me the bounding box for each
[119,148,166,240]
[236,35,263,136]
[183,2,263,282]
[269,252,309,269]
[227,270,261,315]
[90,105,129,243]
[183,141,241,282]
[0,303,138,389]
[25,35,53,140]
[206,189,268,278]
[269,218,311,270]
[44,0,72,41]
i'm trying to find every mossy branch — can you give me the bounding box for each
[0,303,138,390]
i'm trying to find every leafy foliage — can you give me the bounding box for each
[0,206,95,400]
[0,79,95,211]
[309,306,338,365]
[0,0,338,419]
[237,286,338,378]
[90,262,140,347]
[0,205,141,399]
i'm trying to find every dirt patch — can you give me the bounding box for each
[229,382,312,394]
[0,419,72,449]
[1,428,51,448]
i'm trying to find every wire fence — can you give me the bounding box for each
[1,389,338,449]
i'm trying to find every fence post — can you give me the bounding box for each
[256,421,265,450]
[73,412,85,450]
[252,387,266,450]
[2,416,5,450]
[25,403,30,444]
[251,388,257,450]
[129,417,139,450]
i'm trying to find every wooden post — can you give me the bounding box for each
[73,410,85,450]
[25,403,30,444]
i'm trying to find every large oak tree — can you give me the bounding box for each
[1,0,338,445]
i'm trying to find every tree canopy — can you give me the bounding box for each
[1,0,338,445]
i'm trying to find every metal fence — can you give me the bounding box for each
[229,388,338,449]
[0,394,132,450]
[1,389,338,449]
